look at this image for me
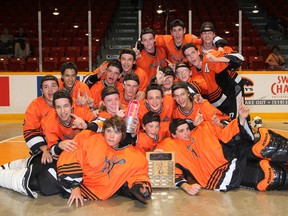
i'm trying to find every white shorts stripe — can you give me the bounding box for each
[212,94,227,107]
[216,158,237,191]
[27,136,45,148]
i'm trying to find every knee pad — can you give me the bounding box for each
[257,160,288,191]
[252,128,288,163]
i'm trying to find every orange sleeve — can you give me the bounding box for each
[74,105,95,122]
[41,113,61,149]
[214,118,241,143]
[135,67,149,92]
[197,99,230,122]
[155,35,166,47]
[89,82,103,107]
[23,98,53,154]
[93,67,100,75]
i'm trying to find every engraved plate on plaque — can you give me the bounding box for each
[146,152,175,188]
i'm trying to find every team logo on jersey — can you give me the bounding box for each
[100,155,126,177]
[150,59,166,69]
[162,116,169,122]
[187,138,199,158]
[63,129,81,140]
[171,54,184,63]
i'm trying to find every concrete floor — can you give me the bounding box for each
[0,121,288,216]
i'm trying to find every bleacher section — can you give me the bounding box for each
[0,0,287,71]
[0,0,118,71]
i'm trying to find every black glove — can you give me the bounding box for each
[128,183,151,204]
[82,74,100,88]
[212,36,227,48]
[136,40,144,52]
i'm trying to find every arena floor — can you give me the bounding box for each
[0,121,288,216]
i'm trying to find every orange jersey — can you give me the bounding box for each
[119,92,138,107]
[155,34,202,63]
[119,92,131,106]
[173,99,230,123]
[23,97,54,154]
[59,79,92,99]
[126,67,149,92]
[174,77,207,96]
[136,46,168,80]
[93,67,149,92]
[57,131,150,200]
[90,80,123,107]
[190,51,243,119]
[41,105,95,157]
[191,53,227,103]
[138,94,175,124]
[97,111,113,119]
[135,121,170,153]
[191,51,237,103]
[158,118,247,191]
[189,76,208,95]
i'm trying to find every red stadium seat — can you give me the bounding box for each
[226,37,237,46]
[29,38,39,50]
[34,47,50,57]
[59,57,76,67]
[50,47,65,58]
[25,57,39,72]
[0,57,9,71]
[249,56,265,71]
[242,37,252,46]
[57,37,72,47]
[43,37,57,47]
[245,29,260,38]
[72,37,87,47]
[243,46,258,58]
[76,56,89,72]
[258,46,272,60]
[66,46,81,57]
[8,58,25,71]
[43,57,59,72]
[252,37,266,48]
[81,46,98,59]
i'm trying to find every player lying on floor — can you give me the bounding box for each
[57,116,151,207]
[0,90,101,198]
[157,99,288,194]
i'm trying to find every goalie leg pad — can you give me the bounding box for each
[257,160,288,191]
[0,165,38,198]
[252,128,288,163]
[0,155,36,170]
